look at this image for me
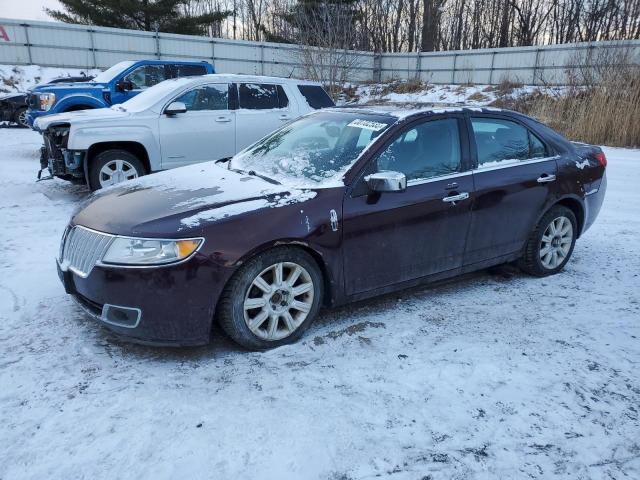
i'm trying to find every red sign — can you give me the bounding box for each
[0,26,10,42]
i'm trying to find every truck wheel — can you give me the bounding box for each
[14,107,29,128]
[89,149,145,191]
[519,205,577,277]
[217,247,324,350]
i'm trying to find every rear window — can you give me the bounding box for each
[297,85,335,109]
[174,64,208,77]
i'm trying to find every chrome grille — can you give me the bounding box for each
[61,226,113,277]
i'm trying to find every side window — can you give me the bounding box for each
[175,84,229,111]
[239,83,279,109]
[471,118,545,167]
[174,64,207,77]
[124,65,168,90]
[297,85,335,109]
[376,118,461,181]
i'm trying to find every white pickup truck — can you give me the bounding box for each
[35,74,334,189]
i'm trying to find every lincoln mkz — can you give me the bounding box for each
[57,107,607,349]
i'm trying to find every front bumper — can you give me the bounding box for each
[57,255,227,346]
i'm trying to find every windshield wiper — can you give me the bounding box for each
[228,167,281,185]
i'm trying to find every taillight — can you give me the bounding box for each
[593,152,607,168]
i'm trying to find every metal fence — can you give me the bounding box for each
[1,17,639,85]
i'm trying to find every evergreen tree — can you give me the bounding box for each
[47,0,231,36]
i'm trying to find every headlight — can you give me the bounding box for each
[39,93,56,111]
[101,237,203,266]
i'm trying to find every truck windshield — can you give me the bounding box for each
[92,61,136,83]
[230,111,396,187]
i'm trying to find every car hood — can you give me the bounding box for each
[72,162,317,236]
[32,81,107,92]
[0,92,25,101]
[34,107,132,130]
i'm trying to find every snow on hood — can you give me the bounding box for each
[0,92,24,100]
[34,107,130,130]
[74,161,317,235]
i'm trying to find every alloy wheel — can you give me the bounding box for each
[99,159,139,187]
[243,262,314,341]
[539,215,573,269]
[17,109,29,128]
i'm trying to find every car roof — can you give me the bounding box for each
[326,104,508,120]
[192,73,323,86]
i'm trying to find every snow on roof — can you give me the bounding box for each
[197,73,323,86]
[327,104,504,120]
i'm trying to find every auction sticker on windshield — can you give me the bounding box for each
[347,119,387,131]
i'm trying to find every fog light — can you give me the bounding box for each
[101,304,141,328]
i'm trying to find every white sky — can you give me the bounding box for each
[0,0,62,21]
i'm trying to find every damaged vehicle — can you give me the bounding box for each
[57,107,606,349]
[35,74,334,190]
[1,75,94,128]
[0,92,29,128]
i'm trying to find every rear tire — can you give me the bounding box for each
[88,149,145,191]
[14,107,29,128]
[519,205,577,277]
[217,247,324,350]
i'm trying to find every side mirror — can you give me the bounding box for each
[164,101,187,115]
[364,171,407,193]
[115,80,134,92]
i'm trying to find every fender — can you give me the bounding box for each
[196,189,346,308]
[69,125,160,171]
[51,94,107,113]
[534,192,586,238]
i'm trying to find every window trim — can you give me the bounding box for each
[472,155,560,173]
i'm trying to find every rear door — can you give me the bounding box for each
[234,82,294,150]
[342,115,474,295]
[158,83,235,169]
[464,114,558,265]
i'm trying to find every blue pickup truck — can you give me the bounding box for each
[27,59,215,128]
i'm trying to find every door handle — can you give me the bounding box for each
[279,114,291,121]
[537,174,556,183]
[442,192,469,203]
[215,117,231,123]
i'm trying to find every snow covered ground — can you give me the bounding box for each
[0,126,639,480]
[346,82,565,107]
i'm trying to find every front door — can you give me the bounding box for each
[342,116,474,295]
[111,64,169,104]
[464,115,558,265]
[159,83,235,169]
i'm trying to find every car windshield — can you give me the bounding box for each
[230,111,396,186]
[114,77,194,113]
[92,61,136,84]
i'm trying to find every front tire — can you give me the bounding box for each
[217,247,324,350]
[519,205,577,277]
[14,107,29,128]
[88,149,145,191]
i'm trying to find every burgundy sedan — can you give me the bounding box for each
[57,107,607,349]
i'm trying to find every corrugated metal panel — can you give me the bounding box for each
[0,17,638,85]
